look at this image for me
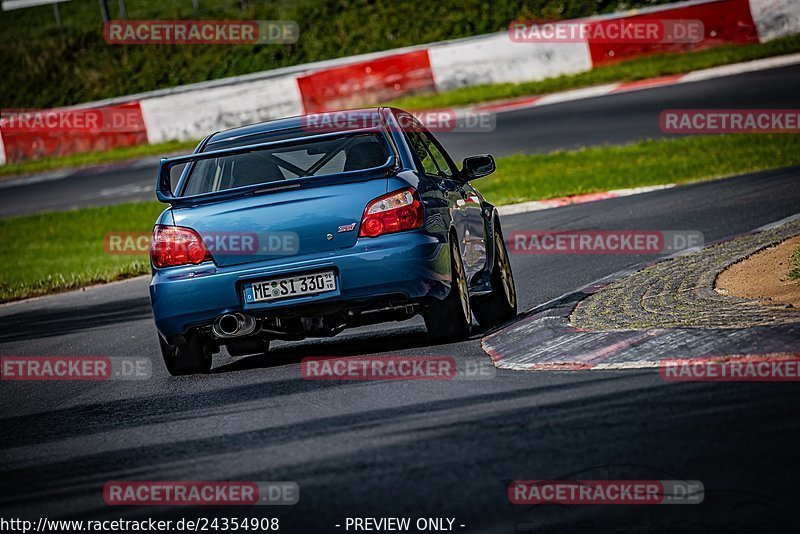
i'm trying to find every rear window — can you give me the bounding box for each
[180,133,388,196]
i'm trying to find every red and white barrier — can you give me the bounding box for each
[429,34,592,91]
[750,0,800,42]
[0,102,147,164]
[585,0,759,66]
[1,0,798,165]
[296,50,435,113]
[140,74,302,144]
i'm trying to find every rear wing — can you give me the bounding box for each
[157,127,397,206]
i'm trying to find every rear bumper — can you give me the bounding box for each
[150,232,450,338]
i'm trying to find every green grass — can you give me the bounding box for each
[790,247,800,280]
[0,202,165,302]
[1,133,798,302]
[386,35,800,110]
[0,0,673,108]
[0,139,199,179]
[479,134,800,205]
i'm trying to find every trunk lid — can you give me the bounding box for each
[171,175,387,267]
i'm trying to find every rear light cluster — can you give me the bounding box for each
[359,188,424,238]
[150,225,213,268]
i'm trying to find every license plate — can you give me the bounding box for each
[244,271,336,303]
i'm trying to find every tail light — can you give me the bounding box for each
[359,188,424,238]
[150,225,213,268]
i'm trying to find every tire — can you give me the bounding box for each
[424,239,472,342]
[158,332,213,376]
[473,224,517,328]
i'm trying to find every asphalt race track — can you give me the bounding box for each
[0,62,798,217]
[2,58,800,531]
[2,164,800,530]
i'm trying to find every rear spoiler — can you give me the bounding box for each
[157,127,397,205]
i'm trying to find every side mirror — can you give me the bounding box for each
[461,154,495,180]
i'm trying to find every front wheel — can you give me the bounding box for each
[158,333,213,376]
[424,240,472,343]
[473,224,517,328]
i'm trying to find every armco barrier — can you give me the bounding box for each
[750,0,800,42]
[0,102,147,164]
[139,74,302,144]
[296,50,435,113]
[429,34,592,92]
[1,0,799,164]
[586,0,759,66]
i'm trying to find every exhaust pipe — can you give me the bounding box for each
[213,313,258,338]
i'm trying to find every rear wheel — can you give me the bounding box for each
[424,240,472,342]
[473,224,517,328]
[158,333,213,376]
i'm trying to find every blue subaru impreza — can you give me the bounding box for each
[149,108,516,374]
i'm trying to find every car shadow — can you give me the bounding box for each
[210,322,491,374]
[0,296,153,343]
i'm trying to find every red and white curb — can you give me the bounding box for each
[472,52,800,116]
[497,184,675,216]
[482,213,800,372]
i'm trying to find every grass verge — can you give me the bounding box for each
[790,247,800,280]
[1,133,798,302]
[387,35,800,110]
[479,133,800,205]
[0,202,165,302]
